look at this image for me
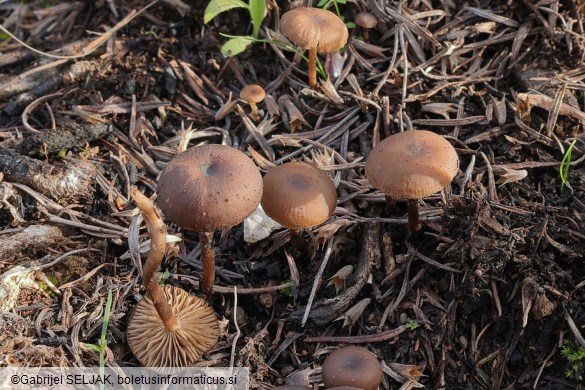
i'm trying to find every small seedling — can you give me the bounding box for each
[159,270,171,285]
[204,0,266,56]
[406,320,420,331]
[561,340,585,381]
[559,139,577,193]
[81,290,113,390]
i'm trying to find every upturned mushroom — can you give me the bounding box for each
[261,161,337,246]
[127,188,219,368]
[321,346,383,390]
[240,84,265,122]
[157,144,263,299]
[365,130,459,232]
[280,7,349,89]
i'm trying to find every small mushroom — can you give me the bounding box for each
[321,346,383,390]
[355,12,377,42]
[280,7,349,89]
[365,130,459,232]
[127,188,219,368]
[240,84,265,122]
[261,161,337,247]
[157,144,263,299]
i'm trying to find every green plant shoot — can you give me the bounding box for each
[317,0,345,19]
[559,139,577,192]
[561,340,585,381]
[81,289,113,390]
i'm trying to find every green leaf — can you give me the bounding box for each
[204,0,248,24]
[317,0,331,7]
[345,21,356,29]
[559,139,576,192]
[221,36,254,57]
[249,0,266,38]
[81,343,101,353]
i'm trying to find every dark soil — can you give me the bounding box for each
[1,0,584,389]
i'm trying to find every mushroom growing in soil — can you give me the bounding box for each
[240,84,265,122]
[280,7,349,89]
[127,188,219,368]
[261,161,337,247]
[355,12,377,42]
[157,144,263,299]
[321,346,383,390]
[365,130,459,232]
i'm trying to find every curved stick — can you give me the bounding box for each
[130,187,180,331]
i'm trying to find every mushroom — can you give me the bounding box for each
[127,188,219,368]
[261,161,337,247]
[157,144,263,299]
[280,7,349,89]
[321,346,383,390]
[240,84,265,122]
[355,12,377,42]
[365,130,459,232]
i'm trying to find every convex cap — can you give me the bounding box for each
[127,285,219,367]
[280,7,349,52]
[261,161,337,229]
[240,84,265,104]
[321,346,383,390]
[355,12,377,29]
[365,130,459,199]
[157,144,263,231]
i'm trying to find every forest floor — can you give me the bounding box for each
[0,0,584,389]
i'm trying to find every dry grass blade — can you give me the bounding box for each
[546,83,567,136]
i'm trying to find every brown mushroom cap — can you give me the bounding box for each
[321,346,383,390]
[280,7,349,52]
[355,12,377,29]
[261,161,337,229]
[365,130,459,199]
[241,84,266,104]
[127,285,219,368]
[157,144,263,232]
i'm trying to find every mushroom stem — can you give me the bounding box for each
[308,47,317,89]
[289,229,307,252]
[406,198,421,232]
[249,102,259,121]
[362,28,370,42]
[200,231,215,300]
[130,187,181,331]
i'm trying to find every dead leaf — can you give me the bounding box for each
[335,297,371,329]
[327,265,354,293]
[493,166,528,184]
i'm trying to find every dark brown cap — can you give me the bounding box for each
[355,12,377,29]
[241,84,266,104]
[365,130,459,199]
[127,285,219,368]
[157,144,263,232]
[280,7,349,52]
[261,161,337,229]
[321,346,383,390]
